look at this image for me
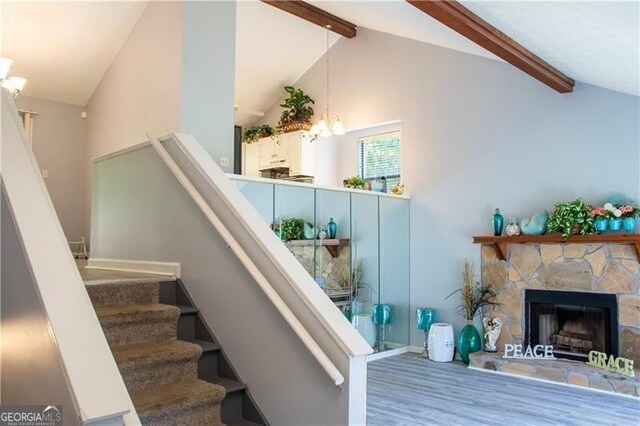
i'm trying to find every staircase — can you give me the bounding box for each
[86,278,265,425]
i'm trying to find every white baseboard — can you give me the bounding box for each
[87,258,180,278]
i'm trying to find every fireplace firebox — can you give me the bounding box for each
[524,290,618,361]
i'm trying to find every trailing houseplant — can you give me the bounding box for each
[243,124,277,144]
[446,260,500,364]
[278,86,315,132]
[547,198,596,237]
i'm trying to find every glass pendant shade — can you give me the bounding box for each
[7,76,26,92]
[331,117,345,135]
[0,58,13,80]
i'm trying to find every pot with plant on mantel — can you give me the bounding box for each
[446,260,501,364]
[546,198,596,237]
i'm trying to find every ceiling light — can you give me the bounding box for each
[310,26,345,139]
[0,58,27,99]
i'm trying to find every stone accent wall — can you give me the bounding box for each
[481,243,640,364]
[289,245,351,291]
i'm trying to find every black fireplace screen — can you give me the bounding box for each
[524,290,618,361]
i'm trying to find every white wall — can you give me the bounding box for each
[15,95,87,242]
[261,28,640,345]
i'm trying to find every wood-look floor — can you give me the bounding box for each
[367,353,640,426]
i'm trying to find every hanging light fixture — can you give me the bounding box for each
[0,58,27,99]
[310,25,345,138]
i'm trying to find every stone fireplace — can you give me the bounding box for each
[474,241,640,396]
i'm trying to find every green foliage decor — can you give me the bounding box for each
[243,124,276,144]
[278,86,315,127]
[278,218,304,242]
[344,176,368,190]
[547,198,596,237]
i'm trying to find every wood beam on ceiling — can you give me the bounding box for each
[407,0,575,93]
[261,0,357,39]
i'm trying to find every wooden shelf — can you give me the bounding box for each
[472,234,640,262]
[285,239,350,257]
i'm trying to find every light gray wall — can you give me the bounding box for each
[261,28,640,345]
[1,189,81,425]
[15,95,87,243]
[181,1,236,172]
[91,144,363,425]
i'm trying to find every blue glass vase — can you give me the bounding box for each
[493,208,504,236]
[327,218,337,239]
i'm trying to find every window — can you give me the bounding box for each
[358,131,400,192]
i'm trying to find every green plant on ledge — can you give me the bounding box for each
[243,124,277,144]
[344,176,368,190]
[278,86,315,129]
[278,218,304,242]
[547,198,596,237]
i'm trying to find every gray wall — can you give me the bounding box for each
[15,95,87,243]
[1,189,80,425]
[261,28,640,345]
[181,1,236,172]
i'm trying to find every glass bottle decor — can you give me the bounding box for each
[327,218,337,239]
[493,208,504,236]
[457,320,482,364]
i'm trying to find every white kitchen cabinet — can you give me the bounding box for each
[287,131,315,177]
[242,143,261,177]
[255,130,315,176]
[259,136,289,170]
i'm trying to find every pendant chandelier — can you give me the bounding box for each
[0,58,27,99]
[310,25,345,138]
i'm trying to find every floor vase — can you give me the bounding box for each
[458,322,481,364]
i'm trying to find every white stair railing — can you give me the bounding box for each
[148,134,346,385]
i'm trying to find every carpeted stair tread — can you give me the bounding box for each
[86,281,160,306]
[113,340,202,367]
[95,303,180,324]
[132,380,226,421]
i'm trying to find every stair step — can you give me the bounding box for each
[86,281,159,306]
[113,340,202,392]
[132,380,226,426]
[178,305,198,314]
[194,339,222,353]
[95,303,180,347]
[213,377,247,394]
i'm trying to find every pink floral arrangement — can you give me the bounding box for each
[590,203,639,220]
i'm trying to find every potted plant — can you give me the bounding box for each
[278,218,304,242]
[278,86,315,133]
[619,204,639,232]
[589,206,611,232]
[446,260,500,364]
[243,124,277,144]
[343,176,368,190]
[547,198,596,237]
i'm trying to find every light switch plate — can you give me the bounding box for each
[220,157,230,167]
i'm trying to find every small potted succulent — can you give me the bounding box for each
[243,124,277,144]
[547,198,596,237]
[343,176,368,190]
[278,86,315,133]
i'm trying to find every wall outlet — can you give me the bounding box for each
[42,169,48,179]
[220,157,230,167]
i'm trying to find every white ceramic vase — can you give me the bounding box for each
[352,314,376,347]
[427,322,455,362]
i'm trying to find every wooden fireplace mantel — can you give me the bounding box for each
[472,234,640,262]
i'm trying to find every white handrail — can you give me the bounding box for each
[147,135,345,386]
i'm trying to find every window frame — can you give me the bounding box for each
[357,130,401,191]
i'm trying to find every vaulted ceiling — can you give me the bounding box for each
[2,1,637,120]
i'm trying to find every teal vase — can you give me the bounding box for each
[327,218,337,239]
[457,322,481,364]
[493,208,504,236]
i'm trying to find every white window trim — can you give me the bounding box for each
[19,109,37,147]
[357,130,401,185]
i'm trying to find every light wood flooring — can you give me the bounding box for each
[367,353,640,426]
